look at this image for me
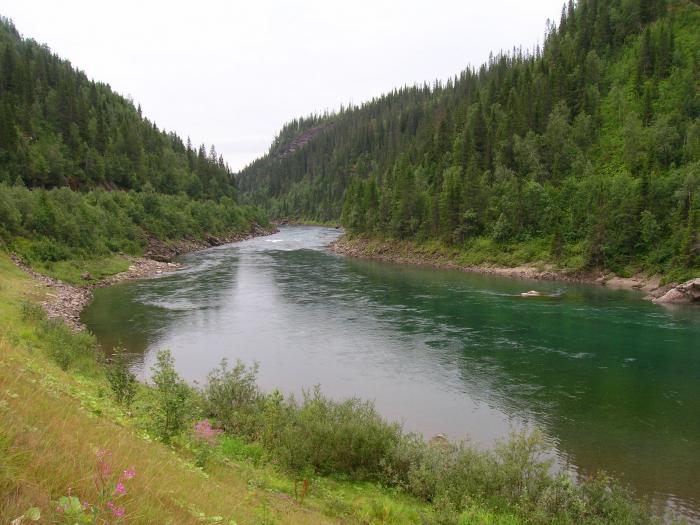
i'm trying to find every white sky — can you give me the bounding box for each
[2,0,564,171]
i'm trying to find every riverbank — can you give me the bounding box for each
[0,252,431,524]
[9,225,278,330]
[330,235,678,301]
[0,250,658,525]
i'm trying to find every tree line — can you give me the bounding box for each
[0,16,235,200]
[238,0,699,278]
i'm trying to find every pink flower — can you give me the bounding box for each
[194,419,223,445]
[107,501,125,517]
[114,482,126,496]
[96,449,112,477]
[82,500,91,511]
[121,467,136,480]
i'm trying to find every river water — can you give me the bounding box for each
[82,226,700,521]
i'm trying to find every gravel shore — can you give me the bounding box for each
[12,226,277,331]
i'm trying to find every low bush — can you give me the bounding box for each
[203,359,263,437]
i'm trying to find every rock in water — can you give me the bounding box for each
[653,278,700,304]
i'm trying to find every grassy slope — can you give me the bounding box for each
[31,254,131,285]
[0,252,482,525]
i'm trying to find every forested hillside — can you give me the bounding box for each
[0,16,266,270]
[238,0,700,279]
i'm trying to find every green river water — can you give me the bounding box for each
[82,226,700,521]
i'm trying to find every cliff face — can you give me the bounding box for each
[273,123,334,159]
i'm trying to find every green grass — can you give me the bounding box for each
[33,255,131,285]
[0,250,440,525]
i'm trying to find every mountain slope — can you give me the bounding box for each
[0,16,233,198]
[0,16,268,273]
[238,0,699,279]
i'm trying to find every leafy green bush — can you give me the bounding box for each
[38,319,98,373]
[149,350,196,442]
[275,387,403,479]
[106,352,138,407]
[203,359,263,437]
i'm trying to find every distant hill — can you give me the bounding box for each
[238,0,699,278]
[0,17,266,268]
[0,16,234,200]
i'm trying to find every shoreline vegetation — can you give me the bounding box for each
[7,225,277,331]
[330,234,700,303]
[0,250,669,524]
[238,1,700,293]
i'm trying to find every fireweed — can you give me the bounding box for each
[53,449,136,524]
[193,419,223,468]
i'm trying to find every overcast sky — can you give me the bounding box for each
[3,0,564,171]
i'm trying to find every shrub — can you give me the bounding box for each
[203,359,263,437]
[39,319,97,372]
[271,387,403,479]
[106,352,137,407]
[149,350,195,442]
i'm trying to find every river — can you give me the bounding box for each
[82,226,700,521]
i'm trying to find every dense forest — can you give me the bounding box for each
[0,16,265,265]
[238,0,700,278]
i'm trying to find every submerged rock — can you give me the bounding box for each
[653,278,700,304]
[428,433,451,450]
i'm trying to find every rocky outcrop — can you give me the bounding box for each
[145,224,277,262]
[653,278,700,304]
[274,123,334,159]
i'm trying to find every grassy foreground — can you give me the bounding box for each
[0,253,434,525]
[0,251,663,524]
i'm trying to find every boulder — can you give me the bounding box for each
[428,433,451,450]
[653,278,700,304]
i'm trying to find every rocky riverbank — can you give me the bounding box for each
[329,235,686,302]
[12,225,278,330]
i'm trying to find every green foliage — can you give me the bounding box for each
[149,350,195,442]
[0,16,235,200]
[219,435,265,465]
[105,352,137,407]
[204,359,264,437]
[240,0,700,279]
[269,387,403,480]
[0,184,265,267]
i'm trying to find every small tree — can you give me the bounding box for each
[150,350,192,442]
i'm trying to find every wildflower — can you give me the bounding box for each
[121,467,136,480]
[114,482,126,496]
[96,449,112,478]
[82,500,91,511]
[194,419,223,445]
[106,501,125,517]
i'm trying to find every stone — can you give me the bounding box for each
[653,278,700,304]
